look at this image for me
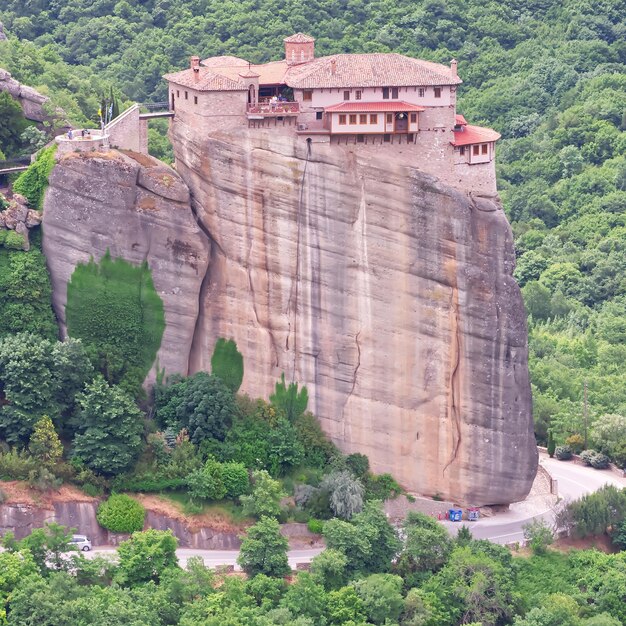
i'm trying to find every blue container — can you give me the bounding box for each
[449,509,463,522]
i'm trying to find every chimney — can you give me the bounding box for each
[190,55,200,81]
[450,58,458,77]
[330,59,336,75]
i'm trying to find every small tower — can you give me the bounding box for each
[284,33,315,65]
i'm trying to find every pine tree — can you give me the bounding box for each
[29,415,63,468]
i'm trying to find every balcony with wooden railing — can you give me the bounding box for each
[246,101,299,118]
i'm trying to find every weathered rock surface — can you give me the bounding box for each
[42,149,210,380]
[0,67,52,122]
[0,192,41,250]
[169,122,537,505]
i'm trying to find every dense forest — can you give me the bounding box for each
[1,0,625,453]
[0,1,625,622]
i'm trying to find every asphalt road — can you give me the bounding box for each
[443,454,625,545]
[87,546,323,570]
[86,455,625,564]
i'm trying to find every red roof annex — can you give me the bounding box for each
[325,101,426,113]
[452,124,501,146]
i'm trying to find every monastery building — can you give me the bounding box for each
[163,33,501,193]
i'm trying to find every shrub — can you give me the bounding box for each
[12,145,56,210]
[27,467,62,491]
[111,475,186,493]
[590,452,610,469]
[346,453,370,478]
[580,450,611,469]
[307,518,324,534]
[522,518,554,554]
[580,449,596,466]
[81,483,102,497]
[221,462,249,498]
[0,230,26,251]
[0,449,39,480]
[365,473,403,501]
[97,494,145,533]
[186,458,227,502]
[294,484,318,508]
[565,434,585,454]
[555,445,573,460]
[547,431,556,457]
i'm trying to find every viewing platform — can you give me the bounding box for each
[55,131,108,154]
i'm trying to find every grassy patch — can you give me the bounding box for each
[157,491,252,524]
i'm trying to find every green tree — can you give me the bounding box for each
[310,549,349,591]
[73,375,144,476]
[238,516,290,578]
[590,414,626,463]
[210,338,244,393]
[240,470,285,519]
[0,246,57,342]
[186,457,227,502]
[270,373,308,422]
[4,523,77,576]
[0,332,58,443]
[280,572,328,623]
[424,545,517,626]
[115,529,178,586]
[28,415,62,468]
[547,431,556,458]
[19,126,47,153]
[320,470,364,520]
[155,372,236,444]
[353,573,405,625]
[0,91,28,156]
[395,511,452,585]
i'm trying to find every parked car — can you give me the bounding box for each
[70,534,92,551]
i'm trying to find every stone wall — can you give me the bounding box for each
[106,104,148,154]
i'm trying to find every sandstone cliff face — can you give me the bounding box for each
[42,150,210,380]
[169,123,537,505]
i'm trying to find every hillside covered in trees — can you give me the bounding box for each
[1,0,624,453]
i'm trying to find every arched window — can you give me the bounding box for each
[248,84,256,105]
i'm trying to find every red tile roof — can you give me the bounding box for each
[325,101,426,113]
[455,114,467,126]
[284,33,315,43]
[452,124,500,146]
[286,54,461,89]
[163,67,248,91]
[201,55,248,68]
